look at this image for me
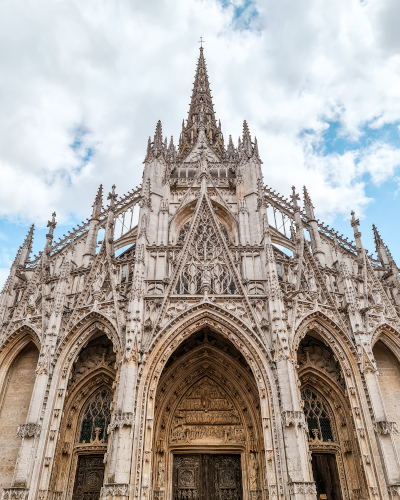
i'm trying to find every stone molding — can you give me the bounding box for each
[107,410,134,433]
[16,423,41,438]
[1,489,29,500]
[373,420,400,435]
[100,483,129,499]
[287,482,317,494]
[281,410,306,430]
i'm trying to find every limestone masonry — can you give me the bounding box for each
[1,48,400,500]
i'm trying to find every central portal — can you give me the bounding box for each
[173,454,243,500]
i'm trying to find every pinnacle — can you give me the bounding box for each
[92,184,103,218]
[23,224,35,249]
[303,186,313,206]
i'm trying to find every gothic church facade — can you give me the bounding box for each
[1,48,400,500]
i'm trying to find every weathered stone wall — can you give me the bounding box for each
[0,342,38,494]
[373,340,400,454]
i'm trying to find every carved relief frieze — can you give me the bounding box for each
[16,423,41,438]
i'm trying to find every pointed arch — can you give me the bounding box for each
[131,308,280,500]
[48,363,115,500]
[55,311,122,369]
[371,322,400,349]
[152,339,265,500]
[293,310,358,363]
[0,323,41,359]
[297,337,367,498]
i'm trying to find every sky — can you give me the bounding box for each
[1,0,400,286]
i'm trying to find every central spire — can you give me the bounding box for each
[178,47,225,161]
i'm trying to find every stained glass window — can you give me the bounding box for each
[301,388,334,442]
[79,388,113,444]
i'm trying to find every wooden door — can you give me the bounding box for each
[311,453,343,500]
[172,454,243,500]
[72,455,105,500]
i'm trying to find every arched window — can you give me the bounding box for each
[79,388,113,444]
[301,388,334,442]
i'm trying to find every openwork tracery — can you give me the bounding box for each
[175,205,236,295]
[78,387,112,443]
[301,388,334,442]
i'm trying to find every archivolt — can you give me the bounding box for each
[293,311,358,373]
[144,307,275,407]
[0,323,41,359]
[154,343,263,452]
[55,312,121,373]
[371,322,400,349]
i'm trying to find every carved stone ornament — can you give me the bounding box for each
[16,423,41,438]
[100,483,129,499]
[281,411,307,433]
[287,482,317,495]
[373,420,400,435]
[108,410,134,433]
[1,489,29,500]
[168,376,245,445]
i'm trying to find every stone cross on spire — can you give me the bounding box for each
[46,212,57,240]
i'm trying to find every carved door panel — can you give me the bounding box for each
[173,454,243,500]
[311,453,343,500]
[72,454,105,500]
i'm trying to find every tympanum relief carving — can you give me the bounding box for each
[169,377,245,445]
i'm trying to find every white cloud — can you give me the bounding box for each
[0,0,399,232]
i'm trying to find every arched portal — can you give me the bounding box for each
[152,329,264,500]
[0,340,39,495]
[49,334,116,500]
[297,333,365,500]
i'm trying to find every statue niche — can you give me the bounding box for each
[169,377,245,445]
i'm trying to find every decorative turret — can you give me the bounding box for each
[178,47,225,160]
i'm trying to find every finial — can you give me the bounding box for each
[198,36,205,48]
[108,185,118,209]
[92,184,103,219]
[350,210,363,252]
[290,186,300,210]
[46,212,57,240]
